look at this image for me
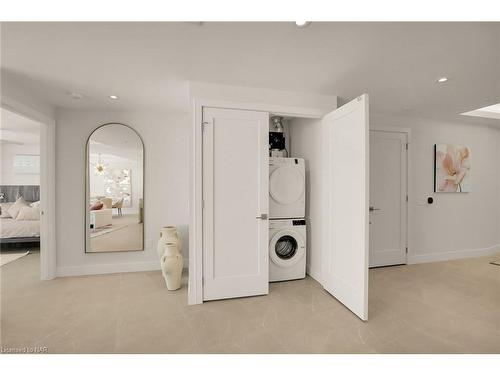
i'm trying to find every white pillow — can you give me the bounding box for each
[15,206,40,221]
[0,203,14,218]
[30,200,41,208]
[7,197,29,219]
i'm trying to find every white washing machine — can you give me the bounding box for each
[269,219,306,282]
[269,157,305,219]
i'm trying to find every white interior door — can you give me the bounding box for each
[321,94,369,321]
[202,107,269,301]
[369,130,407,267]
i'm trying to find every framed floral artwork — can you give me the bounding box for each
[434,144,471,193]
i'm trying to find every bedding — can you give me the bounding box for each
[0,203,14,218]
[0,217,40,239]
[16,206,40,221]
[30,201,41,208]
[7,197,29,219]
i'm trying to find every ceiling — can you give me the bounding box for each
[1,22,499,125]
[0,107,40,145]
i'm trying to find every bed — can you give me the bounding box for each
[0,185,40,245]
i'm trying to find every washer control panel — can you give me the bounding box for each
[292,219,306,226]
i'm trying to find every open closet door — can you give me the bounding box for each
[202,107,269,301]
[321,94,369,321]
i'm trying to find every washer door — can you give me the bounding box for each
[269,165,304,205]
[269,229,305,268]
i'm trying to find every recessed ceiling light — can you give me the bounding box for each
[436,77,449,83]
[68,92,84,100]
[295,21,311,28]
[109,95,119,100]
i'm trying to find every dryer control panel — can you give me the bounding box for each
[292,219,306,226]
[269,157,305,166]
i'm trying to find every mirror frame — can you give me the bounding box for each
[85,122,145,253]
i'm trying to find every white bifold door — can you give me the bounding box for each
[321,95,370,321]
[202,107,269,301]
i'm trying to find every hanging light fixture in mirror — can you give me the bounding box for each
[92,153,108,175]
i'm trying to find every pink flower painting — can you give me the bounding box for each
[435,144,471,193]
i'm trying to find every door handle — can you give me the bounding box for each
[369,206,381,212]
[256,214,268,220]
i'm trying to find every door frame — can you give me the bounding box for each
[369,126,411,265]
[189,97,325,305]
[1,97,57,280]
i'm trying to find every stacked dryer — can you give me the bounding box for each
[268,157,307,282]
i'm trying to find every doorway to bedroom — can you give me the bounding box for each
[0,107,42,269]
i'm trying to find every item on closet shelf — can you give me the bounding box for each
[269,132,286,150]
[270,116,284,133]
[157,226,183,290]
[269,116,288,157]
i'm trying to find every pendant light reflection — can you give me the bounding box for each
[92,153,108,175]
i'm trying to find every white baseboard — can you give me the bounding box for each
[408,244,500,264]
[56,261,161,277]
[56,257,190,278]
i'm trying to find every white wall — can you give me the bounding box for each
[0,142,40,185]
[189,81,337,115]
[1,73,56,120]
[56,109,190,276]
[289,118,325,281]
[371,113,500,263]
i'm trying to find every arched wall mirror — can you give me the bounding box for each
[85,123,144,253]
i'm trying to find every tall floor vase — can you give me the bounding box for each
[157,226,183,290]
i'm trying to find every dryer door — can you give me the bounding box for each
[269,165,305,205]
[269,229,305,268]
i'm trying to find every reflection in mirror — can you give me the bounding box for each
[86,123,144,252]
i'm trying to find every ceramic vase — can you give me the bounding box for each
[157,226,182,259]
[160,243,183,290]
[157,226,183,290]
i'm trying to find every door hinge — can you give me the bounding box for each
[202,121,210,131]
[406,194,408,202]
[406,247,408,254]
[405,143,409,150]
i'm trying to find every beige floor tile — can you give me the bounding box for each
[1,250,499,353]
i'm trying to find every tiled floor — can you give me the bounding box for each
[1,251,499,353]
